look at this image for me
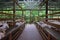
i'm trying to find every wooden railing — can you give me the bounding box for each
[48,18,60,20]
[35,23,48,40]
[0,18,21,21]
[0,12,16,16]
[1,23,25,40]
[36,22,60,40]
[44,21,60,28]
[48,12,60,15]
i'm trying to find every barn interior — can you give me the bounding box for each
[0,0,60,40]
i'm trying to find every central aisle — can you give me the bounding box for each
[17,24,43,40]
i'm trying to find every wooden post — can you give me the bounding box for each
[48,33,50,40]
[30,10,32,23]
[52,10,53,19]
[46,0,48,22]
[13,0,15,27]
[58,15,59,21]
[9,33,12,40]
[38,10,40,21]
[22,10,24,18]
[24,11,26,22]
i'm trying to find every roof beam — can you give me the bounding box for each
[11,0,22,9]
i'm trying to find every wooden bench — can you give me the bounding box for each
[44,21,60,28]
[36,22,60,40]
[48,18,60,22]
[35,22,48,40]
[1,23,25,40]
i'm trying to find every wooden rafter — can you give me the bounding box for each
[15,1,22,9]
[12,0,22,9]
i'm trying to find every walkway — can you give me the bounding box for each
[17,24,43,40]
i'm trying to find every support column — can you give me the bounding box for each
[46,0,48,21]
[22,10,24,22]
[22,10,24,18]
[30,10,32,23]
[13,0,15,27]
[52,10,53,19]
[38,10,40,21]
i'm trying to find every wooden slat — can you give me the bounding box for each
[35,23,48,40]
[0,12,17,16]
[0,12,13,15]
[48,18,60,20]
[48,12,60,15]
[0,18,21,21]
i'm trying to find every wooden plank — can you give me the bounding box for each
[0,18,21,21]
[44,28,60,40]
[0,12,17,16]
[13,0,16,27]
[48,18,60,20]
[45,0,48,21]
[17,24,43,40]
[48,12,60,16]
